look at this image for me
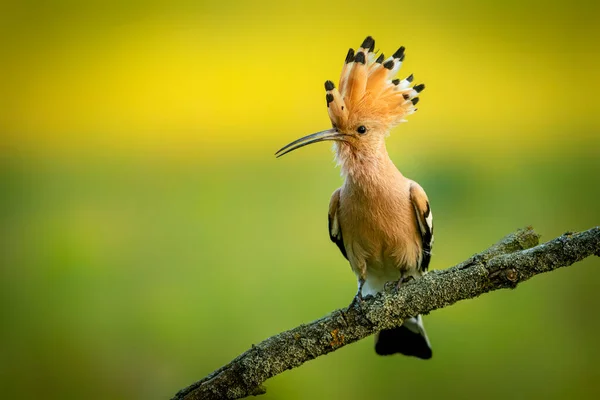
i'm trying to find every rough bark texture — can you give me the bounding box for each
[173,227,600,400]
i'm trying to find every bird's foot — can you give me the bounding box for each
[395,276,415,291]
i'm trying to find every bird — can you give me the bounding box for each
[275,36,433,359]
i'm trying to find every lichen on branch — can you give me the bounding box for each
[173,226,599,400]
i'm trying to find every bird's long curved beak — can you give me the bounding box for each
[275,128,349,158]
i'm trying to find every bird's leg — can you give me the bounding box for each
[395,275,414,290]
[348,278,365,309]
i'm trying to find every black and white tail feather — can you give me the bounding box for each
[375,316,432,359]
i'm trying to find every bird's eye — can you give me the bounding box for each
[357,125,367,134]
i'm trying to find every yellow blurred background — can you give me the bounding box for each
[1,1,599,399]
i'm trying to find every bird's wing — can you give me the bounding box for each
[410,182,434,272]
[328,188,348,260]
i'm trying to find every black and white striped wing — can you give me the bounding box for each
[410,183,433,272]
[328,188,348,260]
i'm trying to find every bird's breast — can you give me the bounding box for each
[338,179,422,280]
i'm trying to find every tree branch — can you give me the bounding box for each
[173,227,600,400]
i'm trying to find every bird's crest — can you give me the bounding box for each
[324,36,424,132]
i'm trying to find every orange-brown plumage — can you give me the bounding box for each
[276,36,432,358]
[326,38,420,136]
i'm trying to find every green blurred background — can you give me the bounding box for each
[1,1,599,399]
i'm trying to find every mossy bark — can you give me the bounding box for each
[173,227,599,400]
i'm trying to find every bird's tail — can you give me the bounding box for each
[374,315,432,359]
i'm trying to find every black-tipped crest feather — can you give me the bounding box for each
[326,93,334,106]
[345,48,355,63]
[354,52,366,64]
[392,46,405,59]
[360,36,375,52]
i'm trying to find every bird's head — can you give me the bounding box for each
[275,36,424,165]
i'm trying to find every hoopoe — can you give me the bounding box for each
[276,36,433,359]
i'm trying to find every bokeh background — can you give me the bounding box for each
[1,1,600,399]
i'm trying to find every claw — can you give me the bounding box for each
[396,275,415,290]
